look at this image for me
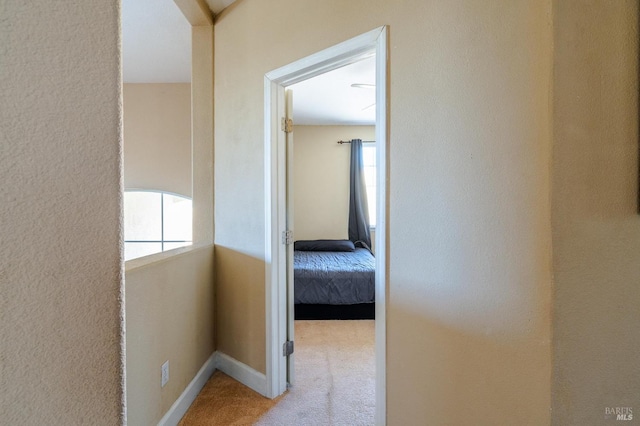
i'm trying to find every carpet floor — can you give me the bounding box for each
[179,320,375,426]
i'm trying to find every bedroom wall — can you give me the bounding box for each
[293,125,375,241]
[0,1,123,424]
[125,246,215,426]
[214,0,553,423]
[123,83,192,197]
[551,1,640,424]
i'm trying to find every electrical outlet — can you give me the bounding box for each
[161,360,169,387]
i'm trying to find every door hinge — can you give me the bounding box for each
[281,117,294,133]
[283,340,294,357]
[282,230,293,245]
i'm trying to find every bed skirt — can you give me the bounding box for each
[294,303,375,320]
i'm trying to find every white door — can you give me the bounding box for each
[285,89,295,386]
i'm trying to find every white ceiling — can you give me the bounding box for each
[122,0,375,124]
[290,57,376,125]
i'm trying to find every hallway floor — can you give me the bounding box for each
[179,320,375,425]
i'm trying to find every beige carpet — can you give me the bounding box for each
[180,320,375,425]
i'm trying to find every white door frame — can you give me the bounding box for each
[264,26,388,425]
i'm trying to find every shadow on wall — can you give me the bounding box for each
[387,303,550,425]
[215,245,267,374]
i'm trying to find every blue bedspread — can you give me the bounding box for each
[294,248,375,305]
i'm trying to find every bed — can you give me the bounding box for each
[294,239,375,320]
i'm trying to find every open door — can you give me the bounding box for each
[265,29,387,424]
[285,89,295,386]
[264,80,292,398]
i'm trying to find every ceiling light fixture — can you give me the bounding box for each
[351,83,375,89]
[352,84,376,111]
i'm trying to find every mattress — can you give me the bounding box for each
[294,248,375,305]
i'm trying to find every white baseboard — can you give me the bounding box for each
[157,351,267,426]
[158,352,217,426]
[214,351,268,397]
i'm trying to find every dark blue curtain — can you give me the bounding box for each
[348,139,372,250]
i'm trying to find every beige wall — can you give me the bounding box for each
[124,19,216,425]
[293,125,375,241]
[125,246,215,425]
[0,1,123,424]
[552,1,640,425]
[215,246,266,372]
[123,83,192,197]
[214,0,553,423]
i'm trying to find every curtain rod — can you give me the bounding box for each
[337,140,375,144]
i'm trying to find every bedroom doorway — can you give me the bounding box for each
[264,26,388,425]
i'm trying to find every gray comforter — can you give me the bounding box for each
[294,248,375,305]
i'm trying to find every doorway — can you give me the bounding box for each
[264,26,388,425]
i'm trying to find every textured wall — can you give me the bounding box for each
[0,1,124,424]
[552,1,640,424]
[214,0,553,423]
[123,83,192,197]
[293,125,375,241]
[125,246,215,425]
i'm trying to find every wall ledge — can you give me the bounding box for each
[125,243,214,273]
